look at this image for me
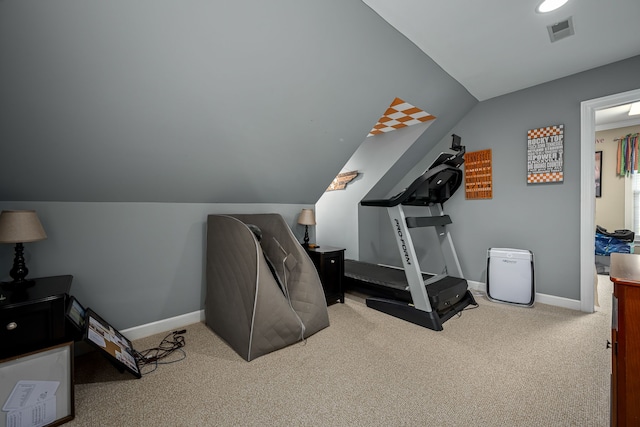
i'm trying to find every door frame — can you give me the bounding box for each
[580,88,640,312]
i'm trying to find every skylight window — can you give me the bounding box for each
[536,0,569,13]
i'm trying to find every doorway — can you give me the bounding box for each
[580,88,640,312]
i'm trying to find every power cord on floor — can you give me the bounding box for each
[133,329,187,375]
[457,301,479,317]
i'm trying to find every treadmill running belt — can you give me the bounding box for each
[344,259,432,291]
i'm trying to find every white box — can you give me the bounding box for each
[487,248,535,306]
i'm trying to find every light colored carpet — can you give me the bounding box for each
[68,278,612,426]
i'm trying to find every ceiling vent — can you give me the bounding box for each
[547,17,574,42]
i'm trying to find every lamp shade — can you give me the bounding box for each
[0,210,47,243]
[297,209,316,226]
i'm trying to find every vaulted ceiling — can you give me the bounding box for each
[363,0,640,102]
[363,0,640,129]
[1,1,638,204]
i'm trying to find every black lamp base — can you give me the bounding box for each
[7,242,33,285]
[302,225,310,247]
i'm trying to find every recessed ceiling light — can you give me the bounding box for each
[629,102,640,116]
[536,0,569,13]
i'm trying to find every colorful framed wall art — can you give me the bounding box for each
[527,124,564,184]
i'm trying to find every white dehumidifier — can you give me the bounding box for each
[486,248,535,306]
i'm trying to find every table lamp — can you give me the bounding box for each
[297,209,316,247]
[0,210,47,285]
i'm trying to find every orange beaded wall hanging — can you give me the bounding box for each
[464,149,493,199]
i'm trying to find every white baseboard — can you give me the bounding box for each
[467,280,581,311]
[467,280,485,293]
[121,310,205,341]
[119,280,583,340]
[534,293,581,310]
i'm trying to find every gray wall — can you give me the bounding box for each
[0,201,311,330]
[2,0,637,328]
[0,0,474,205]
[361,55,640,301]
[0,1,475,329]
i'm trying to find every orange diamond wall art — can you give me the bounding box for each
[368,97,436,137]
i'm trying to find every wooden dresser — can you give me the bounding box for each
[609,253,640,426]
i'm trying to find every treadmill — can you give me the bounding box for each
[347,134,477,331]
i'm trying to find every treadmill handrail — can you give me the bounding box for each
[405,215,452,228]
[361,163,454,207]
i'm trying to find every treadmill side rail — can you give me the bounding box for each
[386,204,433,312]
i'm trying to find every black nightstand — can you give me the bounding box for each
[0,275,73,359]
[306,246,345,305]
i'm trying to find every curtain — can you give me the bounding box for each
[617,133,639,176]
[623,133,640,234]
[635,173,640,235]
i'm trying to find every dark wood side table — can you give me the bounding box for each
[609,253,640,427]
[0,275,73,359]
[306,246,345,305]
